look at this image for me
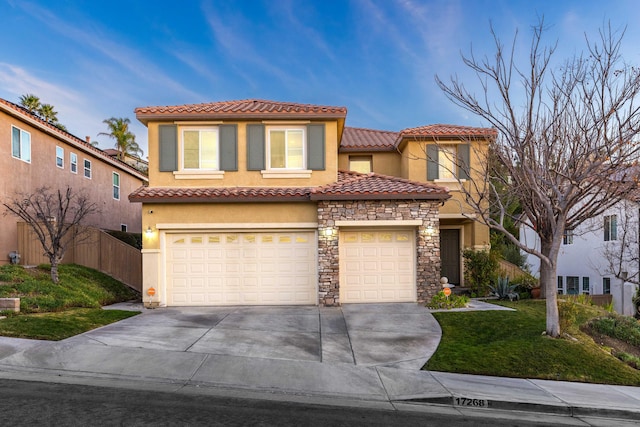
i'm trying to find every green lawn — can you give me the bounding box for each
[0,264,139,340]
[424,300,640,386]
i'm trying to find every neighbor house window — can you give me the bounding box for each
[603,277,611,294]
[566,276,579,295]
[182,128,219,170]
[563,229,574,245]
[349,155,372,173]
[84,159,92,179]
[120,224,127,232]
[604,215,617,241]
[582,277,590,294]
[112,172,120,200]
[267,127,305,169]
[56,146,64,168]
[557,276,564,294]
[70,153,78,173]
[11,125,31,163]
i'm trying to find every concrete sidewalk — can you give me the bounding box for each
[0,302,638,425]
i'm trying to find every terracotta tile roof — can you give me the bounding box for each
[340,127,399,152]
[311,171,449,201]
[129,171,449,203]
[399,124,497,138]
[0,97,148,181]
[128,186,312,203]
[135,99,347,124]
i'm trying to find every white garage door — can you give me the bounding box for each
[339,229,416,303]
[166,231,317,306]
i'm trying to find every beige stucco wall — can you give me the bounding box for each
[141,202,318,250]
[147,120,340,188]
[0,109,145,265]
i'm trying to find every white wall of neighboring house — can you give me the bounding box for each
[520,202,640,316]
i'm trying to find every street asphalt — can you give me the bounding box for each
[0,300,638,425]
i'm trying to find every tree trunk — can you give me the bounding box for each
[50,257,60,283]
[539,239,561,337]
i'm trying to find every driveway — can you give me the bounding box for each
[71,303,442,369]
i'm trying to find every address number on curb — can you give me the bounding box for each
[453,397,488,407]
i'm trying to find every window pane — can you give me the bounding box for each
[12,127,20,157]
[200,130,218,169]
[287,129,304,169]
[611,215,617,240]
[582,277,590,293]
[438,145,456,179]
[270,130,286,168]
[21,130,31,162]
[183,131,199,169]
[56,147,63,167]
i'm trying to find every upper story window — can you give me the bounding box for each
[84,159,92,179]
[56,146,64,168]
[349,155,372,174]
[563,229,574,245]
[182,128,219,170]
[70,153,78,173]
[267,127,305,170]
[112,172,120,200]
[427,143,470,181]
[11,125,31,163]
[604,215,617,241]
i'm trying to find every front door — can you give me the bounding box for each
[440,229,460,285]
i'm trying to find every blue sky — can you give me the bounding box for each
[1,0,639,155]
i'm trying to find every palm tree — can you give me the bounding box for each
[19,94,41,114]
[39,104,59,124]
[99,117,141,160]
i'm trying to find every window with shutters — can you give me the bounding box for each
[426,143,470,186]
[267,127,306,170]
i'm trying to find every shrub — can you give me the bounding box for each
[106,230,142,249]
[427,291,469,309]
[590,315,640,347]
[463,249,499,297]
[489,276,519,301]
[558,298,579,333]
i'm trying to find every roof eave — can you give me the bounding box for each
[310,193,450,201]
[136,112,347,126]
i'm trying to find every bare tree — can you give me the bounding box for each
[3,187,98,283]
[435,21,640,337]
[596,199,640,284]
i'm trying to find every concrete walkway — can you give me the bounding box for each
[0,302,638,425]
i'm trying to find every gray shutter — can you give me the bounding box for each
[307,124,325,170]
[159,125,177,172]
[246,124,265,170]
[457,143,470,180]
[219,125,237,171]
[426,144,439,181]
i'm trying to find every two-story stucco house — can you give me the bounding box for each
[0,97,148,265]
[131,100,494,307]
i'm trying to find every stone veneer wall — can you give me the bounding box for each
[317,200,441,307]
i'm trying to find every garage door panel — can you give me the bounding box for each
[340,230,416,303]
[167,231,316,306]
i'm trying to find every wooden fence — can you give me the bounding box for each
[497,258,530,280]
[17,222,141,292]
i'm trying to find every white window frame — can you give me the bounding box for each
[557,276,564,294]
[70,153,78,174]
[603,277,611,294]
[11,125,31,163]
[112,172,120,200]
[582,277,590,294]
[84,159,92,179]
[56,146,64,169]
[181,127,220,171]
[266,126,306,170]
[563,229,574,245]
[604,215,617,241]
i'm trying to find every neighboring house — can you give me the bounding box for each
[0,97,148,265]
[520,199,640,315]
[131,99,494,307]
[104,148,148,175]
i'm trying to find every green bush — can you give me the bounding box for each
[590,315,640,347]
[558,299,580,333]
[489,276,519,301]
[427,291,469,309]
[463,249,499,297]
[106,230,142,249]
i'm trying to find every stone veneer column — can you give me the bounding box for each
[316,200,441,307]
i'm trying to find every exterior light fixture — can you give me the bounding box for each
[145,226,153,236]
